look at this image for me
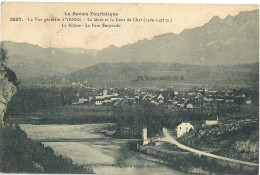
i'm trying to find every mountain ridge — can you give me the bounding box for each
[25,61,258,90]
[1,9,259,82]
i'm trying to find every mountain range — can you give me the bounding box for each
[1,9,259,83]
[93,10,258,65]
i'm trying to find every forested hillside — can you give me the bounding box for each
[61,62,258,90]
[0,124,93,173]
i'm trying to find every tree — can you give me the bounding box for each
[0,44,8,62]
[0,46,18,86]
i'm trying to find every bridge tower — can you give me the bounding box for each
[142,127,150,145]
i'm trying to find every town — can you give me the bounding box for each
[69,85,255,137]
[74,85,253,111]
[75,86,252,107]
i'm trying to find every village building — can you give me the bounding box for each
[112,93,119,97]
[95,99,104,105]
[96,95,105,100]
[151,100,159,105]
[204,87,209,94]
[103,89,108,96]
[245,100,252,104]
[111,97,124,101]
[188,92,196,96]
[216,98,224,102]
[95,89,115,99]
[177,123,194,138]
[156,94,164,100]
[225,91,233,96]
[207,90,218,96]
[178,103,185,108]
[197,89,204,93]
[104,98,112,103]
[158,99,164,104]
[204,97,214,102]
[186,103,194,109]
[205,117,218,126]
[78,98,86,104]
[134,95,140,99]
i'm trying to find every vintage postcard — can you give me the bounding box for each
[0,2,259,174]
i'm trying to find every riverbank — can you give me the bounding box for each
[131,136,258,175]
[20,123,184,175]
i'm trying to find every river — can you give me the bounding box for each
[20,123,184,175]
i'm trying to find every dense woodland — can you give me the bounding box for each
[113,102,187,139]
[6,87,78,115]
[137,75,184,81]
[114,103,163,138]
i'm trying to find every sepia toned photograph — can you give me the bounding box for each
[0,2,259,174]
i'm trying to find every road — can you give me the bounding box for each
[161,128,258,167]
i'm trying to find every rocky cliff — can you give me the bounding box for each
[0,50,17,126]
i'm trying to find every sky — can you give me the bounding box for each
[1,3,259,50]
